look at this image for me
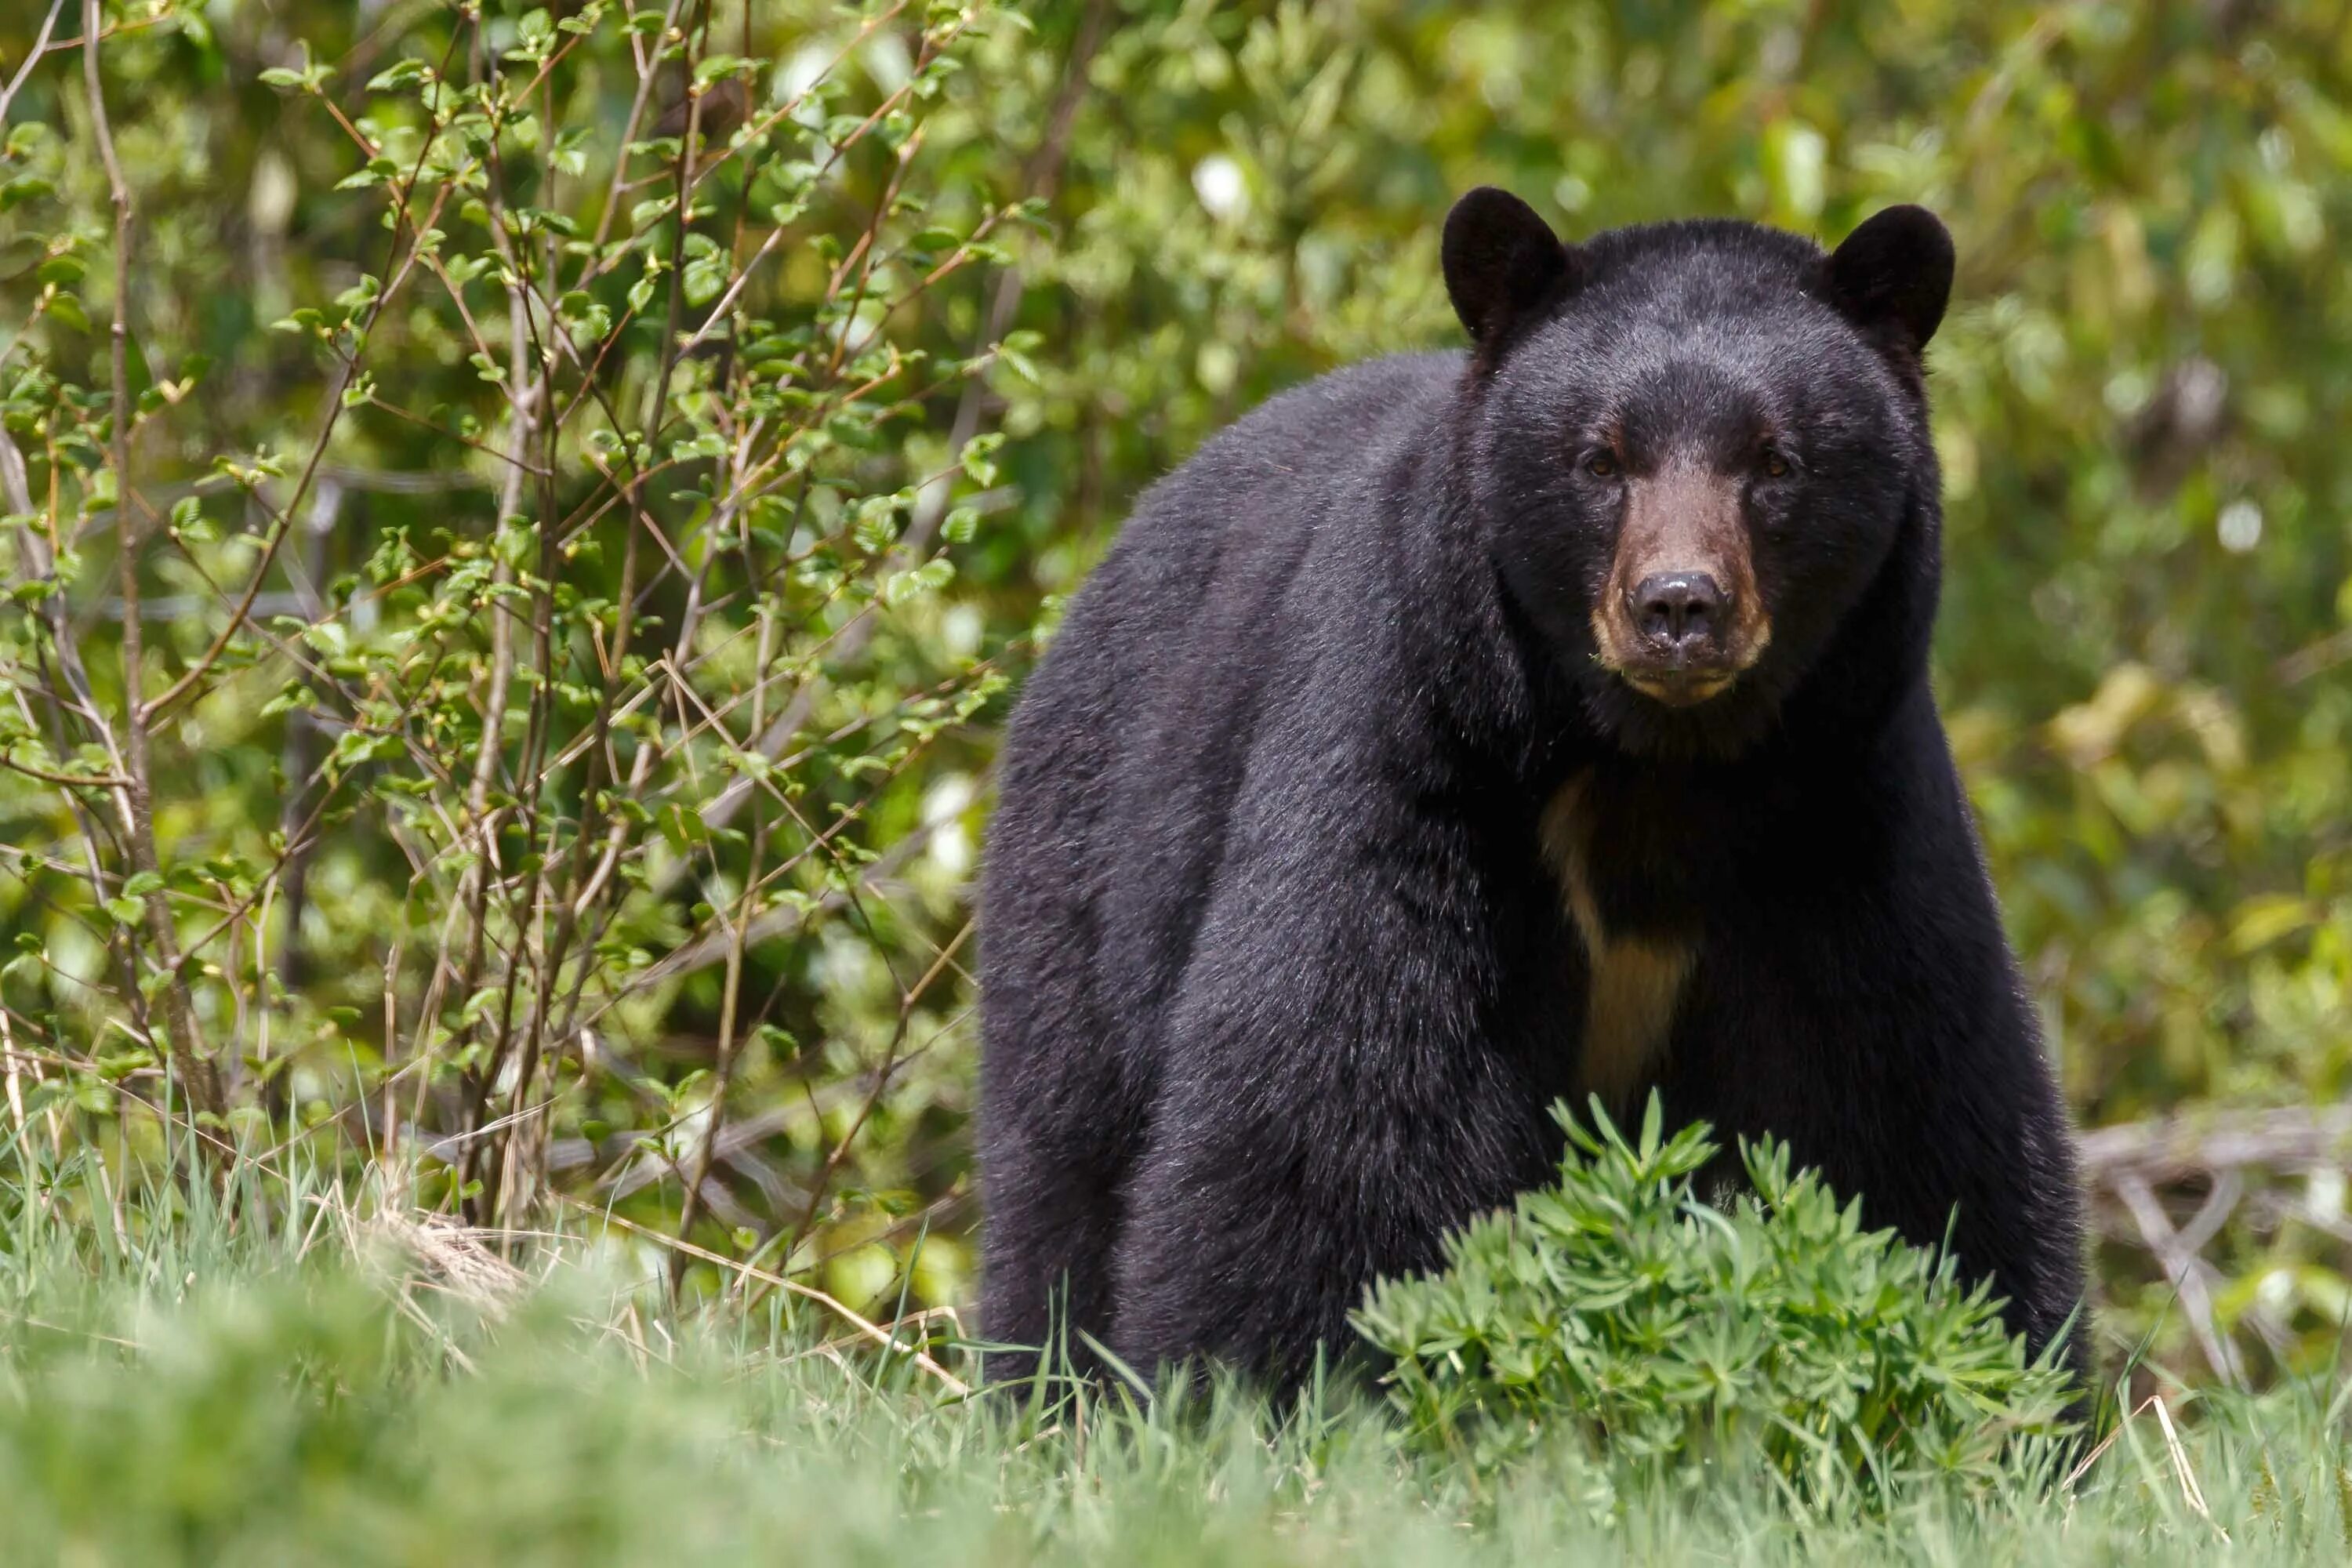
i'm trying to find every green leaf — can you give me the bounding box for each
[123,332,154,406]
[44,292,89,333]
[958,432,1004,488]
[167,495,217,543]
[682,253,728,307]
[4,121,53,159]
[2228,894,2317,955]
[366,59,429,92]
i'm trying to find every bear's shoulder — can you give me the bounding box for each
[1159,350,1464,503]
[1074,351,1465,615]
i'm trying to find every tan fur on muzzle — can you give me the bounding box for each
[1590,463,1772,699]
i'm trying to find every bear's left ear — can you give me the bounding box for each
[1443,187,1575,361]
[1824,205,1954,359]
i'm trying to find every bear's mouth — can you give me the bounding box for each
[1589,594,1771,710]
[1622,667,1738,707]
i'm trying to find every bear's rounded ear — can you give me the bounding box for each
[1824,205,1954,356]
[1443,187,1574,360]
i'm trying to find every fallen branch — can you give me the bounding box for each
[2078,1105,2352,1189]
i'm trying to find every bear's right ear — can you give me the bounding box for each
[1443,187,1574,361]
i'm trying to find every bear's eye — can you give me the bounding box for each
[1760,448,1791,479]
[1584,452,1619,479]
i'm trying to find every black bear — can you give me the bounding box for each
[977,189,2087,1392]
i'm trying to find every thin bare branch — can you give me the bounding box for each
[82,0,224,1132]
[0,0,67,125]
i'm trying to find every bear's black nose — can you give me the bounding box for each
[1632,572,1727,653]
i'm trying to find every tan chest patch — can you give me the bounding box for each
[1538,779,1695,1110]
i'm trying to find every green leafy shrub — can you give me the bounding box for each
[1352,1100,2079,1500]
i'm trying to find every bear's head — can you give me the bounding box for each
[1444,189,1951,760]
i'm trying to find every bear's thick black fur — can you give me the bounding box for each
[978,191,2087,1391]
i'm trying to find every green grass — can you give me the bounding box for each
[2,1147,2349,1565]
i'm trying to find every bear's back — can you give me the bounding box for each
[1094,349,1462,604]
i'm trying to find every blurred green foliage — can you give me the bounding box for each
[2,0,2350,1388]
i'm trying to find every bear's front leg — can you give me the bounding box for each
[1100,824,1555,1389]
[1662,710,2091,1385]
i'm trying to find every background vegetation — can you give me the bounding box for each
[4,3,2352,1545]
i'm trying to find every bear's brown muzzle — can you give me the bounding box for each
[1590,463,1771,705]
